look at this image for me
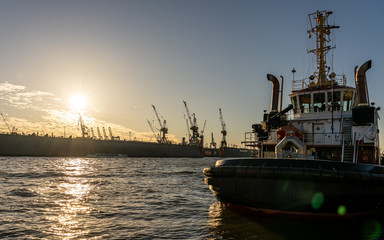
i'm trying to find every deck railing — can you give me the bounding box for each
[302,132,343,145]
[292,75,346,91]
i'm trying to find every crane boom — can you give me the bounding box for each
[1,113,12,134]
[152,105,163,128]
[183,101,193,127]
[201,119,207,136]
[147,119,159,142]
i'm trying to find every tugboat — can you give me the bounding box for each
[203,10,384,218]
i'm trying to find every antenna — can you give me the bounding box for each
[307,10,339,86]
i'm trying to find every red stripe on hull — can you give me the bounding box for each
[223,202,372,220]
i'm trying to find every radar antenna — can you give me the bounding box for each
[307,10,339,86]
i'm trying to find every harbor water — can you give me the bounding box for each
[0,157,383,240]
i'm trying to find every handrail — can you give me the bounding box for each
[341,134,345,162]
[353,132,357,163]
[292,75,346,91]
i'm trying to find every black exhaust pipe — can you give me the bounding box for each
[355,60,372,106]
[267,74,280,112]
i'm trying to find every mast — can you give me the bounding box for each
[308,10,339,86]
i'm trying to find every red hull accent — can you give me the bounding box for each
[223,202,372,220]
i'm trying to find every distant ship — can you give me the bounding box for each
[204,10,384,218]
[0,132,252,158]
[0,103,251,158]
[0,133,203,157]
[0,106,205,157]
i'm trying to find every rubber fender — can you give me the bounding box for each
[203,167,214,177]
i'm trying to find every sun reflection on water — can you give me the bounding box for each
[42,158,96,239]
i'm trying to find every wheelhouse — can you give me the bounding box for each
[290,86,355,116]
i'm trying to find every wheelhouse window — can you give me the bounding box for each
[333,91,341,111]
[343,90,353,111]
[313,92,325,112]
[299,94,311,113]
[328,91,341,111]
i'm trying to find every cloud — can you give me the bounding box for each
[0,82,183,143]
[0,81,172,142]
[0,82,26,92]
[0,82,56,111]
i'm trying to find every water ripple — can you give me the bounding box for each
[8,188,39,197]
[1,157,381,239]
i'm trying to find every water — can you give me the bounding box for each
[0,157,383,240]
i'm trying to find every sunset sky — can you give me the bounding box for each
[0,0,383,147]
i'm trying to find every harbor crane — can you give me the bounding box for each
[97,127,103,140]
[147,119,160,142]
[219,108,227,148]
[90,128,95,139]
[152,105,168,143]
[109,127,120,141]
[78,114,90,138]
[210,132,217,149]
[183,101,200,146]
[1,113,17,135]
[102,127,108,140]
[200,119,206,147]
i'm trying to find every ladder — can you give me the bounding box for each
[341,117,353,162]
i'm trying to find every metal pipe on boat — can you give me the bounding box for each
[269,104,293,120]
[267,74,280,112]
[355,60,372,106]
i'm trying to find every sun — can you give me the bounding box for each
[69,94,88,111]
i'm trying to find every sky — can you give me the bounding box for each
[0,0,383,148]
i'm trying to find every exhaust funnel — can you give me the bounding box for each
[355,60,372,106]
[267,74,280,112]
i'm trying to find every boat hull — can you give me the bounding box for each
[0,134,203,157]
[204,158,384,218]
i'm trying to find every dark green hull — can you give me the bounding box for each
[204,158,384,218]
